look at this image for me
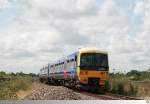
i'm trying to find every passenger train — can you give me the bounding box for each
[39,48,109,91]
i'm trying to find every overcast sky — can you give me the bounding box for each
[0,0,150,73]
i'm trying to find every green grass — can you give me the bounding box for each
[0,76,33,100]
[104,73,150,97]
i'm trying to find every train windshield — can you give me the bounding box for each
[80,53,109,70]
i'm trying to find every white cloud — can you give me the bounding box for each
[128,0,150,70]
[134,0,146,15]
[0,0,10,9]
[0,0,150,73]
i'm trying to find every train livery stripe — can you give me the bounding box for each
[77,51,80,80]
[64,60,67,79]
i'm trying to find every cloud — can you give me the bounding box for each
[0,0,150,73]
[0,0,10,9]
[134,0,146,15]
[126,0,150,69]
[73,0,130,53]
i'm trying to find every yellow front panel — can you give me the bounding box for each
[78,71,108,85]
[77,51,81,80]
[77,49,109,86]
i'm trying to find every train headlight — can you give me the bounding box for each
[85,71,88,75]
[83,78,87,82]
[80,71,88,75]
[100,72,106,76]
[80,72,84,75]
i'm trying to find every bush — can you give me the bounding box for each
[129,83,138,96]
[117,82,124,94]
[104,80,110,92]
[0,71,6,77]
[109,74,138,96]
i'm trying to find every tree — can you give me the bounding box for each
[148,68,150,72]
[127,70,141,76]
[0,71,6,77]
[10,72,16,76]
[29,73,37,77]
[16,71,26,76]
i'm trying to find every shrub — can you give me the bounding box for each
[0,71,6,77]
[117,82,124,94]
[104,80,110,92]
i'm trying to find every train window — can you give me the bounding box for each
[55,65,57,71]
[71,59,74,62]
[80,53,108,70]
[67,60,69,63]
[75,55,77,62]
[62,62,64,65]
[61,64,63,70]
[57,65,60,72]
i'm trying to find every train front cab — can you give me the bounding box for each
[77,50,109,91]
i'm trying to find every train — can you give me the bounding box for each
[39,48,109,91]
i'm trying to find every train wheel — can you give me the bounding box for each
[39,78,43,83]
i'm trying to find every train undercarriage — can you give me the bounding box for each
[39,77,105,93]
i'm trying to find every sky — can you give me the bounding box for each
[0,0,150,74]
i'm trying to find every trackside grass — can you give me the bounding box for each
[0,76,33,99]
[108,74,138,96]
[104,71,150,98]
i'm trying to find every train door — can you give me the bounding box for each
[74,55,78,79]
[64,59,67,79]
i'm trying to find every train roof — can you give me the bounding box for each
[48,48,107,66]
[79,47,108,54]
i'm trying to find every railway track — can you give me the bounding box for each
[79,91,142,100]
[79,91,121,100]
[42,83,142,100]
[72,88,142,100]
[106,93,142,100]
[45,82,142,100]
[105,93,142,100]
[0,77,11,81]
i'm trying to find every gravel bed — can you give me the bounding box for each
[24,83,98,100]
